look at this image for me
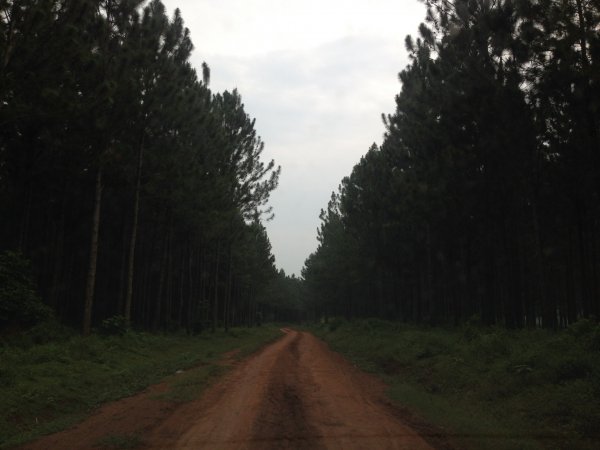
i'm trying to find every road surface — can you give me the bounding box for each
[23,329,442,449]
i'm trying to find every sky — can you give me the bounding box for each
[160,0,426,276]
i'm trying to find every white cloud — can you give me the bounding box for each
[170,0,424,56]
[160,0,425,274]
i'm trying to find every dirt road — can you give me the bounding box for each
[23,329,442,449]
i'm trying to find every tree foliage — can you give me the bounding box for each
[304,0,600,328]
[0,0,281,333]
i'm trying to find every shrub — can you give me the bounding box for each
[567,318,596,338]
[462,324,480,342]
[589,326,600,352]
[22,318,73,346]
[568,319,600,352]
[553,358,592,383]
[0,251,51,332]
[470,331,510,361]
[328,317,348,332]
[99,316,129,336]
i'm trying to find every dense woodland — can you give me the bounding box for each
[304,0,600,328]
[3,0,600,336]
[0,0,302,335]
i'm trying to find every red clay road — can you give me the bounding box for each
[22,329,442,449]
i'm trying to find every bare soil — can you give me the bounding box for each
[21,329,449,449]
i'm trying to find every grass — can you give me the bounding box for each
[157,364,228,403]
[93,433,141,449]
[0,325,282,449]
[311,318,600,450]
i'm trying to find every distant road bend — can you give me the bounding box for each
[24,329,438,449]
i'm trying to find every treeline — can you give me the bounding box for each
[261,270,306,323]
[303,0,600,328]
[0,0,287,334]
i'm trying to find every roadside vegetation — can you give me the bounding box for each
[0,325,282,449]
[312,319,600,450]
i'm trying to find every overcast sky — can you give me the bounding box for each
[161,0,426,276]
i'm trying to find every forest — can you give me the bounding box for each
[2,1,600,448]
[0,0,305,336]
[303,0,600,329]
[2,0,600,338]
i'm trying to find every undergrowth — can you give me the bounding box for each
[0,325,281,448]
[312,318,600,450]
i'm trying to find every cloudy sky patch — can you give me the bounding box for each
[161,0,425,275]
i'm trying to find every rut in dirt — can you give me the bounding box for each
[145,329,435,449]
[249,332,321,448]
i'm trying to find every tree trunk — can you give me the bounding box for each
[117,219,128,316]
[83,166,103,336]
[224,247,233,332]
[165,220,174,330]
[153,225,169,331]
[200,249,208,327]
[124,137,144,324]
[50,182,68,310]
[19,182,32,252]
[178,252,185,327]
[212,241,221,333]
[187,246,194,334]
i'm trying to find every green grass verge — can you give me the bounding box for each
[0,325,282,449]
[311,318,600,450]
